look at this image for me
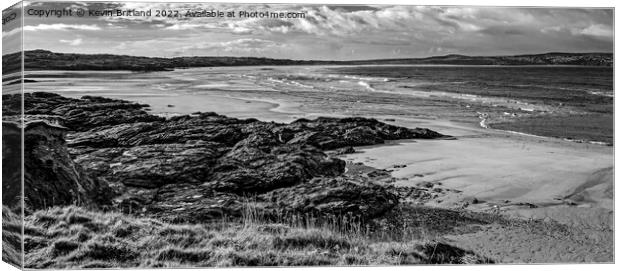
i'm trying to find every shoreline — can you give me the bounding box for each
[125,91,613,217]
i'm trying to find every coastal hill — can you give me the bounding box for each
[2,50,612,74]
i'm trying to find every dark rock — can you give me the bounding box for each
[283,117,445,149]
[3,121,113,212]
[417,181,434,188]
[3,92,162,131]
[463,197,480,204]
[366,169,392,179]
[391,186,435,203]
[2,122,22,208]
[68,113,255,148]
[116,142,227,188]
[417,242,494,264]
[259,177,398,219]
[333,146,356,155]
[205,131,345,194]
[146,183,244,223]
[518,202,539,208]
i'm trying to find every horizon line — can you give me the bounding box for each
[11,49,614,63]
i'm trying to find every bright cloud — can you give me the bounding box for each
[2,28,21,38]
[59,38,83,46]
[23,24,101,31]
[578,24,613,38]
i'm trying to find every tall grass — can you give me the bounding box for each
[16,202,491,268]
[2,205,23,268]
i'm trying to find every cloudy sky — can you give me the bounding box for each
[2,1,614,60]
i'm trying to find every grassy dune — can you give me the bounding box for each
[16,204,491,268]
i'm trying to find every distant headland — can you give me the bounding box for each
[2,49,612,75]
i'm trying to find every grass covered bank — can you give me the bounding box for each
[13,204,492,268]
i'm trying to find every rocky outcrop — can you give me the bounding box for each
[2,92,162,131]
[4,92,447,222]
[259,177,399,219]
[2,122,22,209]
[281,117,443,149]
[2,120,113,212]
